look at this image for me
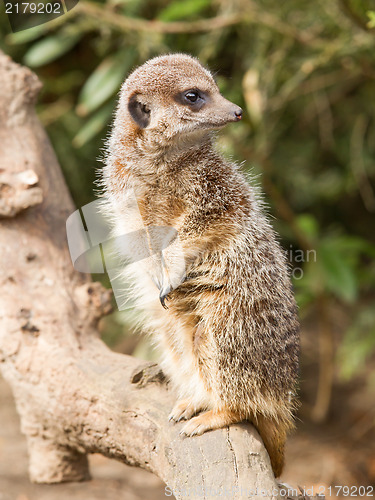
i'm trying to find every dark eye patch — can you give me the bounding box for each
[174,88,207,110]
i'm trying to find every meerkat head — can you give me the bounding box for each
[119,54,242,146]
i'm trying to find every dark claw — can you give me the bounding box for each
[159,283,172,309]
[159,292,169,309]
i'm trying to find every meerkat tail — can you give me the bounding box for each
[251,414,291,478]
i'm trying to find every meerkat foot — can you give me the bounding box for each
[169,399,203,422]
[180,409,242,437]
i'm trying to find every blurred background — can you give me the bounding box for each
[0,0,375,498]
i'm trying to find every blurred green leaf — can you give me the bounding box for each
[329,235,375,260]
[158,0,210,21]
[72,102,113,148]
[23,32,81,67]
[338,306,375,380]
[318,239,358,302]
[6,24,47,44]
[366,10,375,28]
[296,213,319,240]
[77,49,135,116]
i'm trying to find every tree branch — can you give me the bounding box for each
[74,1,316,46]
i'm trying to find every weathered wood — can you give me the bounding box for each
[0,50,292,500]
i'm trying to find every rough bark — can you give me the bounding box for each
[0,50,298,500]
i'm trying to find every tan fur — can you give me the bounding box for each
[100,54,299,477]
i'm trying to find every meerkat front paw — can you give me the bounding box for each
[180,409,242,437]
[169,399,202,422]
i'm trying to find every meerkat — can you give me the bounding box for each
[100,53,299,478]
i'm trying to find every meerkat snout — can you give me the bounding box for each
[205,92,243,125]
[225,102,243,121]
[173,86,243,127]
[234,107,243,120]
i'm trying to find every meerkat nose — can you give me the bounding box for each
[234,107,243,121]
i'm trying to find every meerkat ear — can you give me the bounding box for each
[128,94,151,128]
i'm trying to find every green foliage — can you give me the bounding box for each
[1,0,375,383]
[24,31,82,67]
[319,239,358,303]
[368,11,375,28]
[73,102,114,149]
[157,0,211,21]
[77,48,136,117]
[295,231,375,305]
[338,306,375,380]
[295,214,319,240]
[6,23,48,43]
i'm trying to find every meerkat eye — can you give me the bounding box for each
[184,90,201,103]
[174,89,206,108]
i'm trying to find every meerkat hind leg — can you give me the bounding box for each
[180,408,243,437]
[169,398,205,422]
